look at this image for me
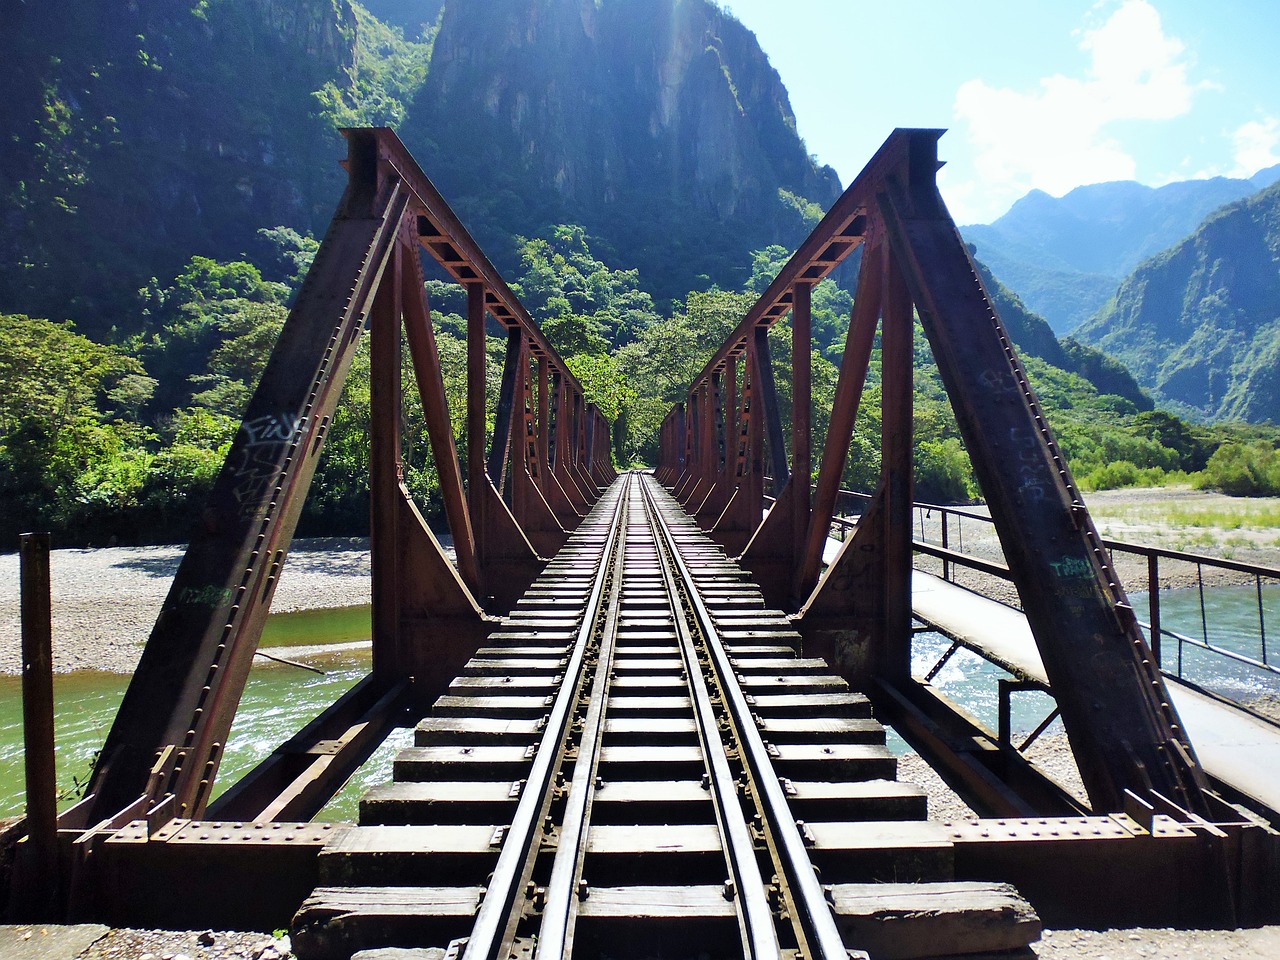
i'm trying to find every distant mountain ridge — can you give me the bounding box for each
[1074,180,1280,423]
[962,170,1280,333]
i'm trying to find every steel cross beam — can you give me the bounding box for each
[79,128,610,831]
[658,128,1208,815]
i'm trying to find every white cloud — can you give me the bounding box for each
[1230,117,1280,176]
[952,0,1203,222]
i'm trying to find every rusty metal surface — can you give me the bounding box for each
[875,133,1206,814]
[81,128,606,839]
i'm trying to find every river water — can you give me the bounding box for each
[2,583,1276,821]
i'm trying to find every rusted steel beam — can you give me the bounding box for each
[402,248,480,594]
[84,150,410,825]
[678,133,932,401]
[879,250,915,683]
[792,281,813,569]
[489,329,523,495]
[509,338,569,556]
[370,243,406,678]
[755,327,790,493]
[795,244,883,600]
[93,820,344,931]
[83,127,594,828]
[206,677,408,822]
[537,358,551,479]
[709,352,763,555]
[875,130,1208,814]
[467,283,489,525]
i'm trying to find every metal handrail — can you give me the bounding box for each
[821,486,1280,688]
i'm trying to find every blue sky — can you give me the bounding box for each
[720,0,1280,224]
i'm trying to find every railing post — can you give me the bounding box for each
[941,511,951,582]
[20,531,58,918]
[1148,553,1162,668]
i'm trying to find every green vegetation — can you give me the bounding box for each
[1075,181,1280,424]
[1193,441,1280,497]
[5,216,1279,548]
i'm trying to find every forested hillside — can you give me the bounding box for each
[0,0,359,336]
[3,0,1277,548]
[1076,181,1280,425]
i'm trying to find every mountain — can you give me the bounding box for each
[962,175,1266,334]
[1253,163,1280,191]
[1074,181,1280,424]
[0,0,358,334]
[397,0,842,303]
[0,0,839,330]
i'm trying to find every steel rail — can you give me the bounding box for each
[462,483,628,960]
[535,476,633,959]
[640,475,851,960]
[638,480,782,959]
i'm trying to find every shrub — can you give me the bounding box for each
[1193,441,1280,496]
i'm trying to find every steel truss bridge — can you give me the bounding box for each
[7,128,1280,958]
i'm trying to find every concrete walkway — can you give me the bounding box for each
[912,570,1280,815]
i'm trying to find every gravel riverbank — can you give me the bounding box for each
[0,538,372,675]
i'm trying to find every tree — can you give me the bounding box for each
[0,314,151,542]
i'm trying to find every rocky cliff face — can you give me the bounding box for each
[0,0,358,331]
[1074,182,1280,423]
[403,0,841,299]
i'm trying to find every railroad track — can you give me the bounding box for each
[293,474,1038,960]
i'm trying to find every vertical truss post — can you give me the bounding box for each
[797,246,905,682]
[466,282,542,610]
[795,245,883,600]
[570,389,598,499]
[489,328,523,496]
[879,250,915,682]
[756,327,789,493]
[401,252,480,594]
[740,326,802,608]
[507,337,566,558]
[877,130,1207,812]
[792,281,813,571]
[697,357,736,528]
[370,243,406,676]
[467,283,488,542]
[552,375,589,513]
[673,389,699,501]
[668,404,687,485]
[710,348,762,554]
[537,357,551,477]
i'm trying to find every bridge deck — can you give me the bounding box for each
[912,571,1280,817]
[291,475,1040,959]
